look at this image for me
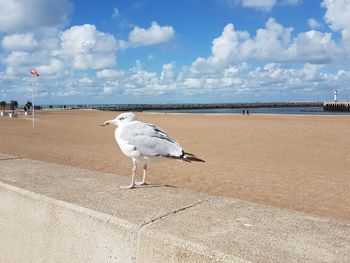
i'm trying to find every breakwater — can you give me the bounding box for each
[323,101,350,112]
[95,101,323,112]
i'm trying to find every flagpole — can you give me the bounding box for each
[32,77,35,128]
[30,69,39,128]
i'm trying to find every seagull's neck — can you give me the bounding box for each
[117,120,138,129]
[115,120,138,140]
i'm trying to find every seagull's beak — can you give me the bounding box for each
[100,120,111,126]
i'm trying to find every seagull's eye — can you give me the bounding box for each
[119,117,125,120]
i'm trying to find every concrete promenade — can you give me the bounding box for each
[1,153,349,262]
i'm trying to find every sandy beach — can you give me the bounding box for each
[0,110,349,222]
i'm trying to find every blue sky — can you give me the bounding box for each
[1,0,350,104]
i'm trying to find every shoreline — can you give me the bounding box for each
[3,108,350,118]
[142,111,350,117]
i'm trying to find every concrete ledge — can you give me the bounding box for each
[1,182,137,262]
[0,153,20,160]
[0,153,349,262]
[138,198,350,262]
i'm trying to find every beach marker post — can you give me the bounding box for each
[30,69,40,128]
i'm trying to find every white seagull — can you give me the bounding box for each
[101,112,204,189]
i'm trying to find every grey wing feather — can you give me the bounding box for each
[120,122,183,157]
[147,123,180,144]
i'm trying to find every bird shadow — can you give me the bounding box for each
[130,183,177,189]
[153,183,176,188]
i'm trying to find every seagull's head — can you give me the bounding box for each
[101,112,138,127]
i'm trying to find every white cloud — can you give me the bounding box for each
[1,33,38,51]
[96,69,125,79]
[224,66,240,77]
[130,70,157,84]
[241,0,277,11]
[98,67,171,97]
[126,21,175,47]
[226,0,300,11]
[290,30,341,64]
[302,63,324,80]
[244,18,293,61]
[78,76,93,86]
[210,24,240,64]
[190,18,345,66]
[2,0,350,103]
[184,78,201,88]
[112,7,119,19]
[3,51,350,102]
[321,0,350,40]
[60,24,117,70]
[281,0,300,5]
[0,0,73,33]
[37,59,63,76]
[1,23,118,83]
[308,18,321,29]
[5,51,33,67]
[160,63,175,80]
[1,30,64,80]
[147,54,155,61]
[60,24,116,56]
[103,86,114,95]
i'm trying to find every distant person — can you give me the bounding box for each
[242,109,246,115]
[246,109,250,115]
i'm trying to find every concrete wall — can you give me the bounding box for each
[1,183,137,263]
[1,153,349,262]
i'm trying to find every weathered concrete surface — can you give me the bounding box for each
[1,153,350,263]
[1,183,138,263]
[0,153,209,263]
[0,154,208,225]
[138,198,350,262]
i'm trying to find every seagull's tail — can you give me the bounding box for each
[182,152,205,163]
[158,151,205,163]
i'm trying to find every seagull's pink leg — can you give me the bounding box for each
[120,159,137,190]
[136,164,147,186]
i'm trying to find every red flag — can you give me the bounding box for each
[30,69,39,77]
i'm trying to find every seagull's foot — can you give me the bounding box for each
[135,181,148,186]
[119,184,136,190]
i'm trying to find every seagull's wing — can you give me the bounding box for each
[146,123,180,145]
[119,121,183,158]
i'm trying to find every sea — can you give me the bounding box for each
[40,105,350,115]
[145,107,350,115]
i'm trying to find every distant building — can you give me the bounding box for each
[323,89,350,112]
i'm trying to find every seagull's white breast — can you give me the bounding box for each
[115,124,139,158]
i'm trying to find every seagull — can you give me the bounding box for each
[101,112,204,189]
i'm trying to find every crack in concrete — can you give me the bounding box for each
[138,197,213,231]
[134,197,214,262]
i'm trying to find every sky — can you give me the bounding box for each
[1,0,350,104]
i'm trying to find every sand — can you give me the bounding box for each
[0,110,349,222]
